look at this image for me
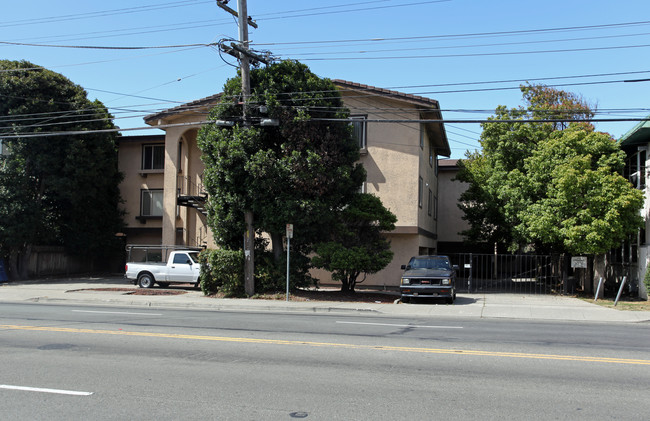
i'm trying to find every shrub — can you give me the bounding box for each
[255,251,317,293]
[199,249,244,297]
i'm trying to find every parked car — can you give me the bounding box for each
[400,255,458,303]
[124,245,202,288]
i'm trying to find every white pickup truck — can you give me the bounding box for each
[124,247,202,288]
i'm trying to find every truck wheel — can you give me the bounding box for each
[137,274,155,288]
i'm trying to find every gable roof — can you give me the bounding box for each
[619,115,650,148]
[332,79,440,108]
[144,93,221,125]
[143,79,450,156]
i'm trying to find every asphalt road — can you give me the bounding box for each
[1,302,649,420]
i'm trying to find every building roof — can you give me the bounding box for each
[332,79,440,108]
[619,115,650,148]
[439,159,459,167]
[143,79,450,156]
[145,80,442,124]
[117,134,165,143]
[144,93,221,124]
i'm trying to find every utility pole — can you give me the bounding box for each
[216,0,257,296]
[237,0,255,297]
[217,1,274,296]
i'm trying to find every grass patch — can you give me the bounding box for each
[578,296,650,311]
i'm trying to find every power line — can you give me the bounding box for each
[270,31,650,56]
[294,43,650,61]
[254,20,650,46]
[3,116,649,140]
[0,1,210,28]
[0,40,216,50]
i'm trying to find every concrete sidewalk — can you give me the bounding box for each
[1,276,649,323]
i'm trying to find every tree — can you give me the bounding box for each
[312,193,396,292]
[197,60,365,281]
[520,127,643,254]
[0,60,124,279]
[457,84,642,254]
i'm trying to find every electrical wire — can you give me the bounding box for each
[0,40,216,50]
[0,0,211,28]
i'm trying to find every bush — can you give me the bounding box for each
[644,269,650,300]
[255,251,316,293]
[199,249,244,297]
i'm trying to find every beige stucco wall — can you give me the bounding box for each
[126,86,447,289]
[117,137,164,245]
[314,90,443,288]
[314,233,420,289]
[437,167,469,243]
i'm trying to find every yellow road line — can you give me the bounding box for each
[2,324,649,366]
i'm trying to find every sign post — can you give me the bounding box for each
[286,224,293,301]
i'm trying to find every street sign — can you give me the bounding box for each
[571,256,588,269]
[286,224,293,239]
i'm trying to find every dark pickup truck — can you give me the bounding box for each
[400,255,458,304]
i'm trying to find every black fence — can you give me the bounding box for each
[447,253,570,294]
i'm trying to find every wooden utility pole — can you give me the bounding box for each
[237,0,255,296]
[216,0,256,296]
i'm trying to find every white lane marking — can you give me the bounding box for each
[0,384,93,396]
[72,310,162,316]
[336,321,463,329]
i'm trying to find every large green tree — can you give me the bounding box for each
[197,60,365,275]
[0,60,124,279]
[457,84,642,254]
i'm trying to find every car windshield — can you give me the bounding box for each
[409,257,450,270]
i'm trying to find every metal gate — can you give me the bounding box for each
[448,253,564,294]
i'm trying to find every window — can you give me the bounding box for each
[141,189,163,217]
[350,115,367,149]
[429,143,434,167]
[420,125,425,149]
[434,195,438,220]
[625,148,646,190]
[428,189,433,216]
[173,253,190,264]
[142,144,164,170]
[418,176,423,208]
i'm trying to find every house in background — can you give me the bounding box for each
[116,80,451,288]
[619,118,650,299]
[436,159,470,254]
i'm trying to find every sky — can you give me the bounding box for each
[2,0,650,159]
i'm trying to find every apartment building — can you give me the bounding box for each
[117,80,450,287]
[619,118,650,299]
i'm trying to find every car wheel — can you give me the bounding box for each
[401,296,410,303]
[158,282,170,288]
[137,273,155,288]
[446,296,454,304]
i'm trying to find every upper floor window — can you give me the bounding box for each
[142,144,164,171]
[429,143,434,167]
[420,125,425,149]
[350,115,367,149]
[625,148,646,190]
[418,176,423,208]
